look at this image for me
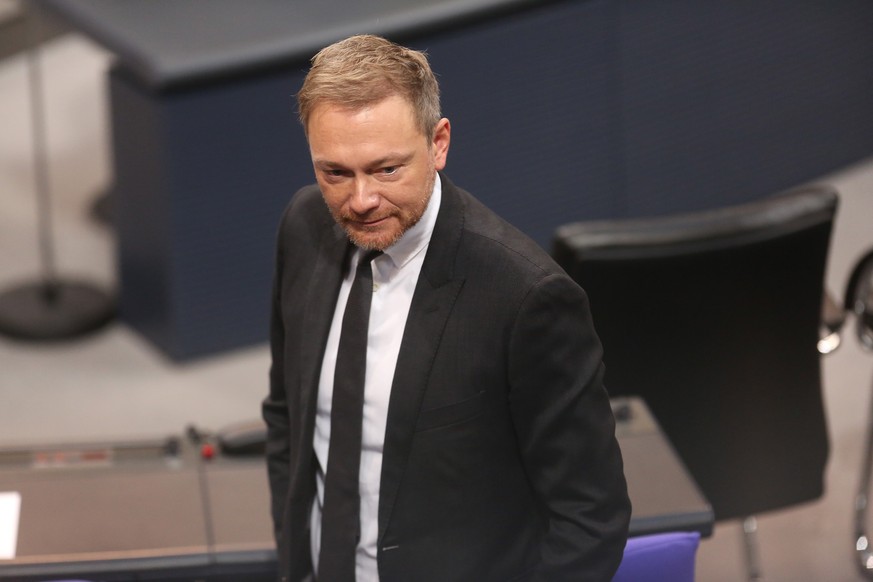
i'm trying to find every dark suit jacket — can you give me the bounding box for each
[263,174,630,581]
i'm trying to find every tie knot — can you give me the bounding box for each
[359,250,382,268]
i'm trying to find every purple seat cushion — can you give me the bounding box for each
[612,531,701,582]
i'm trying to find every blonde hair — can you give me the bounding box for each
[297,35,441,141]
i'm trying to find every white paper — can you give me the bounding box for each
[0,492,21,559]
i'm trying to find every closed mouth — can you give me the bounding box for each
[350,215,391,228]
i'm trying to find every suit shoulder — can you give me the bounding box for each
[455,187,564,280]
[276,184,332,240]
[281,184,328,226]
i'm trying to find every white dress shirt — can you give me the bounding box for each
[311,175,442,581]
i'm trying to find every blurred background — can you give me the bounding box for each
[2,0,873,580]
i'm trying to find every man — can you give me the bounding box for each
[263,34,630,582]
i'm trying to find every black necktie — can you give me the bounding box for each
[319,249,381,581]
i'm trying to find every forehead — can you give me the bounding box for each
[308,95,418,134]
[307,96,427,162]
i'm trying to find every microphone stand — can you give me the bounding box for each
[0,3,114,340]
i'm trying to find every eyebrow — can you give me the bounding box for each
[313,152,415,170]
[370,152,415,167]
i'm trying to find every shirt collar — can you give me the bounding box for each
[380,173,442,270]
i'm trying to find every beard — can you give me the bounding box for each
[334,167,435,251]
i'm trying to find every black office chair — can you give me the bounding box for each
[847,248,873,578]
[552,186,838,580]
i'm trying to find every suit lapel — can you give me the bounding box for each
[298,223,350,449]
[378,174,467,543]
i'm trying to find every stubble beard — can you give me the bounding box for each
[338,167,436,251]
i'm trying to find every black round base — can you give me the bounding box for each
[0,280,115,341]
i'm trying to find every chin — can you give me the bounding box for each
[347,228,401,251]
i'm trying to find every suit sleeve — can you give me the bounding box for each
[262,207,291,541]
[508,273,631,581]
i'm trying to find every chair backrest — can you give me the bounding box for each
[612,531,700,582]
[553,186,838,520]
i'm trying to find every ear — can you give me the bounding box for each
[432,118,451,171]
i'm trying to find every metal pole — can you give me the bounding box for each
[25,2,59,301]
[855,357,873,578]
[0,1,115,340]
[742,515,764,581]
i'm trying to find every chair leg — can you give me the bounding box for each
[854,371,873,579]
[742,516,763,581]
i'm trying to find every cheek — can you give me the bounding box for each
[317,183,344,210]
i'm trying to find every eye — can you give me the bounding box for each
[380,166,400,177]
[324,168,348,179]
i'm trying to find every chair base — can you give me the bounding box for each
[0,280,115,341]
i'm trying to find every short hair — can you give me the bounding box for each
[297,34,441,141]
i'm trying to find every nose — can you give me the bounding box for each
[348,176,380,215]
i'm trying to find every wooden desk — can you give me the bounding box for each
[0,397,712,580]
